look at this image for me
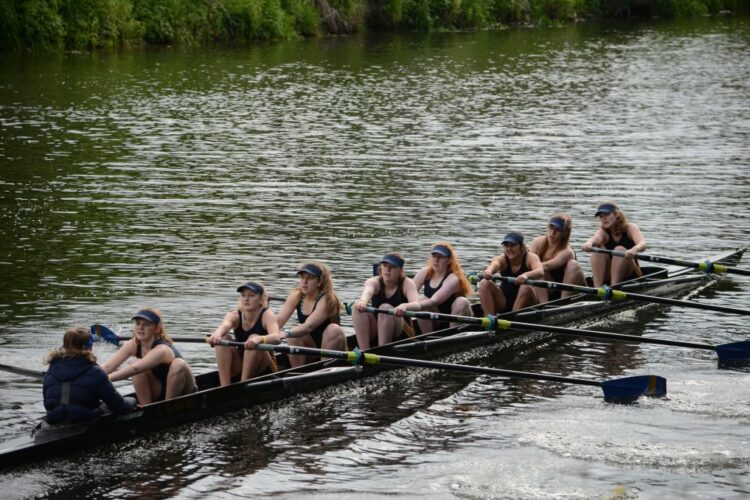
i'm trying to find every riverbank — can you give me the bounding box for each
[1,0,747,52]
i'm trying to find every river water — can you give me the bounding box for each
[1,15,749,499]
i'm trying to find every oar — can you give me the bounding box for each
[215,340,666,403]
[588,247,750,277]
[492,276,750,316]
[0,363,45,379]
[365,307,750,362]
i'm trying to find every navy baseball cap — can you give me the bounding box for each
[237,281,264,295]
[549,217,565,232]
[501,232,524,246]
[381,254,405,268]
[132,309,161,325]
[296,263,322,277]
[430,245,452,257]
[595,204,617,217]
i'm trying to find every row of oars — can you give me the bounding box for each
[1,250,747,404]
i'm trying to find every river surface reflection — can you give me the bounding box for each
[0,15,749,499]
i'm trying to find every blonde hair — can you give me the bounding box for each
[538,212,573,256]
[236,282,270,309]
[425,241,472,297]
[293,260,341,320]
[45,326,96,364]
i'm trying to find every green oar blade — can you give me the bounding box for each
[714,341,750,362]
[600,375,667,403]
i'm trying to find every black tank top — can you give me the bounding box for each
[371,277,407,308]
[233,308,268,342]
[500,252,530,307]
[604,227,636,250]
[423,272,456,315]
[135,338,182,401]
[296,294,339,348]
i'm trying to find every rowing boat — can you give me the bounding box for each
[0,247,744,469]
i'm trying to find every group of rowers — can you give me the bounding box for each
[42,201,646,423]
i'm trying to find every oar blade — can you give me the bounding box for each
[600,375,667,403]
[714,341,750,362]
[90,324,121,346]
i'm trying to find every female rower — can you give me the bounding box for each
[208,281,281,386]
[43,327,136,424]
[395,242,473,333]
[581,202,647,287]
[528,213,585,302]
[102,308,197,405]
[478,232,544,315]
[352,252,420,350]
[276,261,347,367]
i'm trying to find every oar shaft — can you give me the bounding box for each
[0,363,45,379]
[217,341,603,388]
[498,276,750,316]
[589,248,750,276]
[496,318,717,351]
[367,306,718,352]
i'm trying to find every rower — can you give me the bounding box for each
[528,213,585,302]
[207,281,281,386]
[102,308,197,404]
[395,242,473,333]
[276,261,347,368]
[478,232,544,315]
[581,202,647,286]
[43,327,136,423]
[352,252,420,349]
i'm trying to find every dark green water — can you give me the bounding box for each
[1,16,749,498]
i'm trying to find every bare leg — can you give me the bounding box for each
[241,349,270,381]
[561,259,586,298]
[610,245,637,285]
[590,252,610,287]
[215,344,241,386]
[352,307,377,350]
[321,324,346,352]
[450,297,472,327]
[165,358,196,399]
[287,335,317,367]
[377,304,403,346]
[513,285,538,311]
[132,371,156,405]
[479,279,506,316]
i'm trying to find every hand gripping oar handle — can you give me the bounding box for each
[363,307,750,362]
[217,339,666,403]
[587,247,750,276]
[494,276,750,316]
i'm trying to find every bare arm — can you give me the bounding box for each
[284,296,334,338]
[540,247,575,274]
[208,311,240,346]
[276,290,300,329]
[482,255,506,278]
[354,277,380,312]
[515,253,544,284]
[100,340,136,374]
[582,229,608,252]
[246,309,282,348]
[625,223,647,258]
[108,345,173,382]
